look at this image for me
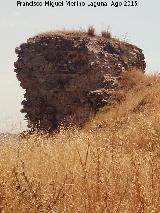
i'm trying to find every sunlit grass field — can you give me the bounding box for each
[0,70,160,212]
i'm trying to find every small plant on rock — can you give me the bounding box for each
[101,30,112,38]
[87,26,95,36]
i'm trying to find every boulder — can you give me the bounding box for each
[14,31,146,130]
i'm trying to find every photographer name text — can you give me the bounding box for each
[16,1,138,8]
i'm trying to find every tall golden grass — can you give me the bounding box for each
[0,70,160,212]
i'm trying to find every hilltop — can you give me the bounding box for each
[0,70,160,212]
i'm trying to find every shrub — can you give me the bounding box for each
[87,26,95,36]
[101,30,112,38]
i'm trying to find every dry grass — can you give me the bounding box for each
[28,29,122,45]
[101,30,112,39]
[87,26,96,37]
[29,27,96,42]
[0,70,160,212]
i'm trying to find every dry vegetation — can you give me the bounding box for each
[101,30,112,39]
[0,70,160,212]
[30,27,113,42]
[87,26,96,36]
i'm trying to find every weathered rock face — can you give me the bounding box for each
[14,31,146,130]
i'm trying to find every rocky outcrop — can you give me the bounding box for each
[14,31,146,130]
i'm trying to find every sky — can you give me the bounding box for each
[0,0,160,132]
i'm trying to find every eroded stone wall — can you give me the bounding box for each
[14,32,146,130]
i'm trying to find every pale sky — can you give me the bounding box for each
[0,0,160,132]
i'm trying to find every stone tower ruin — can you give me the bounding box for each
[14,31,146,131]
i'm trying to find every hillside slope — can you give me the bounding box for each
[0,70,160,212]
